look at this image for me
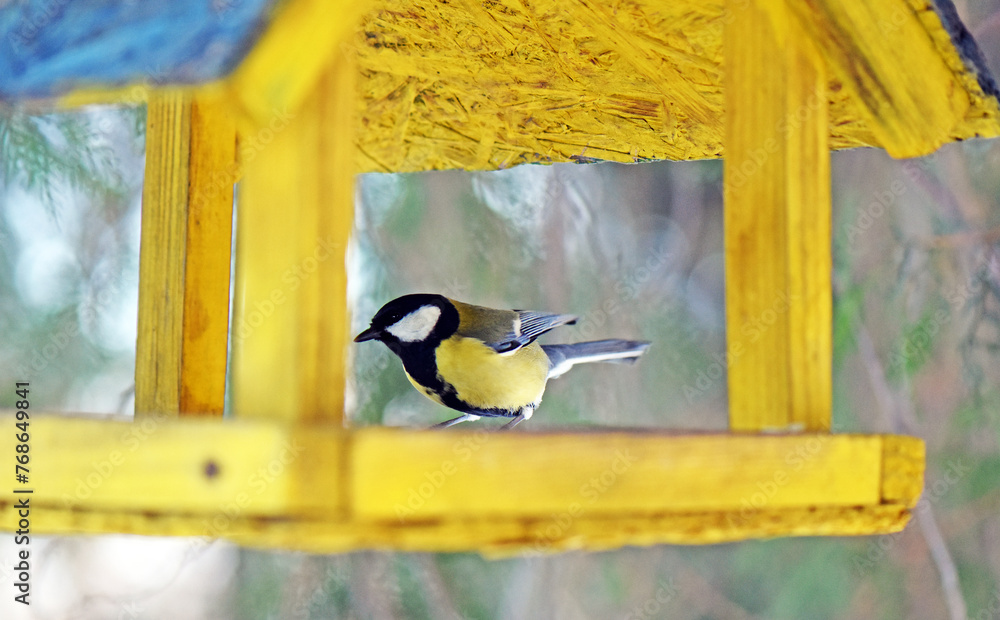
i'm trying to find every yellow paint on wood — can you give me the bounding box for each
[136,92,237,418]
[57,83,208,109]
[136,92,190,418]
[352,431,895,520]
[0,417,923,550]
[181,93,237,416]
[352,0,1000,171]
[231,51,355,422]
[785,32,832,432]
[40,0,1000,170]
[723,1,831,431]
[763,0,969,158]
[881,434,925,508]
[354,0,726,171]
[0,415,342,516]
[227,0,371,126]
[905,0,1000,140]
[0,504,915,553]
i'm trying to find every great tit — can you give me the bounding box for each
[354,294,650,429]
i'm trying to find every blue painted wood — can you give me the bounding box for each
[1,0,278,100]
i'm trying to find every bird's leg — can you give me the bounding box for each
[499,415,524,430]
[500,405,534,430]
[430,413,481,429]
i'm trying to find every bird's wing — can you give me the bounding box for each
[485,310,577,353]
[514,311,577,342]
[451,300,576,354]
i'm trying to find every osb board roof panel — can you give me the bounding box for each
[2,0,998,171]
[353,0,1000,172]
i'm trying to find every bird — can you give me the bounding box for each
[353,293,651,429]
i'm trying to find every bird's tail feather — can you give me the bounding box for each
[542,339,651,379]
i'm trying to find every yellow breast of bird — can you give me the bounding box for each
[435,337,549,411]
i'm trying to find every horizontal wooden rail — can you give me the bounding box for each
[0,414,923,552]
[0,504,917,555]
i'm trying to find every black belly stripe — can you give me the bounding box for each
[393,341,521,418]
[426,375,522,419]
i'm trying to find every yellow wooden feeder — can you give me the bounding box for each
[3,0,999,552]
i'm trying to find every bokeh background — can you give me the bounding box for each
[3,1,1000,618]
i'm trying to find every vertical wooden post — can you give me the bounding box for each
[723,1,831,431]
[136,92,236,418]
[230,49,355,423]
[181,96,238,415]
[784,34,832,433]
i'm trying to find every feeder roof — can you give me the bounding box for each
[2,0,999,170]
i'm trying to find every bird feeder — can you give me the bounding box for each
[3,0,998,552]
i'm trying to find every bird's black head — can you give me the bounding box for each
[354,294,460,353]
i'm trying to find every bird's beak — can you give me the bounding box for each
[354,327,381,343]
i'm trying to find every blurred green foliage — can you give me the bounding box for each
[0,106,144,213]
[0,105,144,412]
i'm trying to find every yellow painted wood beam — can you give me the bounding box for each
[182,94,238,416]
[135,93,237,418]
[136,92,189,417]
[231,50,355,423]
[0,416,924,550]
[785,38,833,434]
[761,0,970,158]
[0,504,917,554]
[227,0,372,126]
[0,416,342,517]
[723,1,831,432]
[351,430,891,518]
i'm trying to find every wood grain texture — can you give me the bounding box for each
[723,1,831,431]
[231,51,354,423]
[181,93,237,416]
[136,92,237,418]
[354,0,725,171]
[0,504,915,553]
[45,0,1000,168]
[764,0,968,158]
[351,431,883,519]
[136,92,191,418]
[785,31,833,432]
[0,415,342,516]
[0,417,924,550]
[350,0,1000,171]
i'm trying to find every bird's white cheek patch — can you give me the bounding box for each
[387,305,442,342]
